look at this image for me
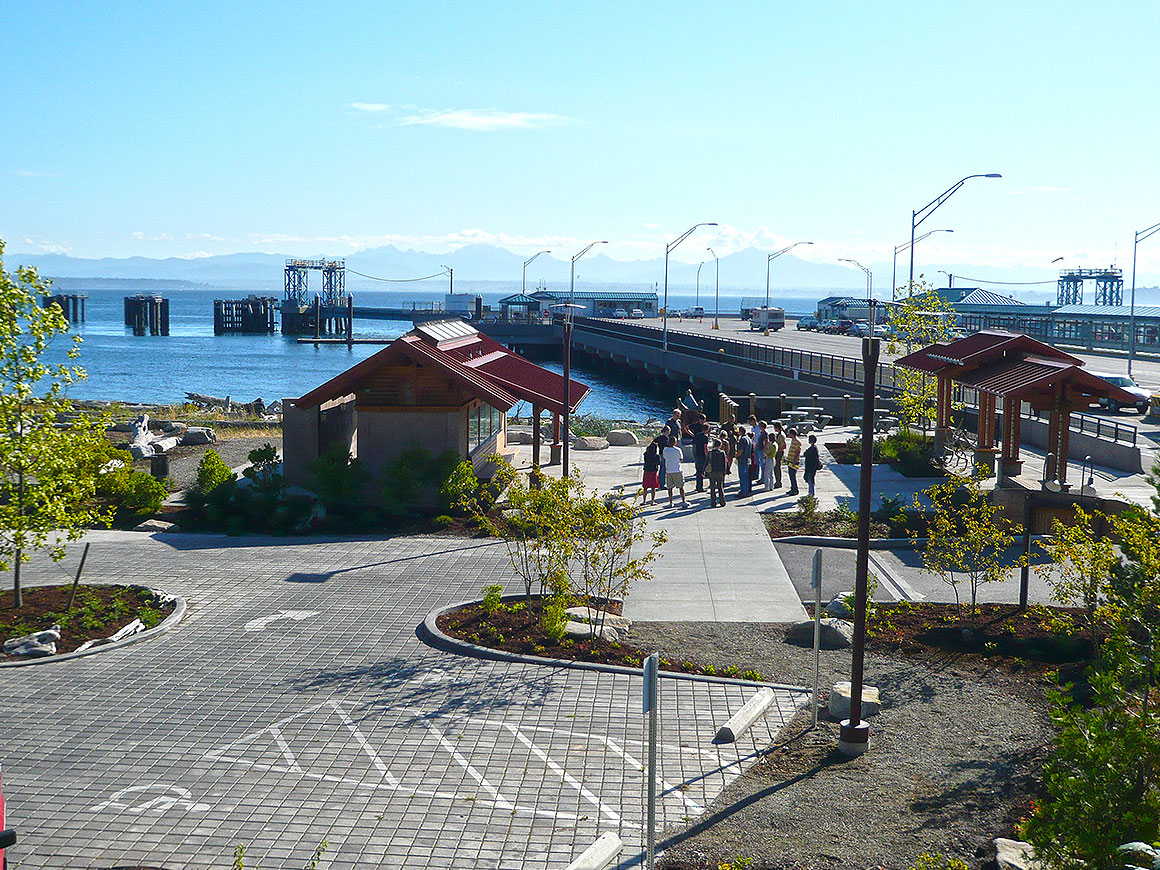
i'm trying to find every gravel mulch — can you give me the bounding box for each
[148,435,282,491]
[631,621,1050,870]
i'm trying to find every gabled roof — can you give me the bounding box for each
[955,288,1025,307]
[498,293,542,306]
[956,354,1139,403]
[1055,304,1160,318]
[895,330,1081,374]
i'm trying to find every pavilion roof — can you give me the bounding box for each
[955,354,1140,403]
[894,329,1081,374]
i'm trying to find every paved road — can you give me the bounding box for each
[1,531,804,870]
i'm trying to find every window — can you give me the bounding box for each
[469,402,503,455]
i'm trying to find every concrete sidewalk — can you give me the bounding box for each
[514,443,807,624]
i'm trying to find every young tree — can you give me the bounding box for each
[0,240,112,607]
[917,474,1026,612]
[887,279,958,431]
[1037,505,1118,652]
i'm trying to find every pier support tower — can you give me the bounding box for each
[1057,267,1123,306]
[280,258,352,337]
[44,293,86,323]
[123,295,170,336]
[214,296,278,334]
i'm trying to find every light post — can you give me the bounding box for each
[892,229,953,300]
[1129,220,1160,377]
[938,270,954,289]
[663,222,717,350]
[840,258,875,329]
[559,241,607,478]
[909,174,1001,289]
[522,250,551,295]
[765,241,814,335]
[707,247,719,330]
[696,261,704,308]
[440,264,454,296]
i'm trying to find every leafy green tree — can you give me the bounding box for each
[1037,505,1118,652]
[916,474,1026,611]
[887,279,958,430]
[0,240,112,607]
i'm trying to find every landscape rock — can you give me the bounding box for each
[565,607,632,633]
[508,430,531,444]
[994,838,1041,870]
[824,593,854,618]
[4,639,57,657]
[606,429,639,446]
[134,518,178,532]
[108,618,146,642]
[180,426,217,446]
[783,617,854,649]
[564,620,623,642]
[826,681,881,721]
[4,624,62,657]
[128,443,155,459]
[151,436,179,453]
[158,420,187,433]
[108,421,135,433]
[572,436,609,451]
[75,637,113,653]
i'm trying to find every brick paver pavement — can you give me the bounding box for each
[2,531,805,869]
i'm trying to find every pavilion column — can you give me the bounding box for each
[532,403,542,468]
[1045,406,1060,483]
[934,374,952,455]
[973,392,998,475]
[550,412,562,466]
[999,398,1023,483]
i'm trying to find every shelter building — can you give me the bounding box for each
[530,289,658,318]
[895,330,1137,488]
[284,319,589,492]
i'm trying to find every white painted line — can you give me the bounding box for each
[596,735,703,813]
[868,554,925,601]
[500,722,621,824]
[243,610,320,631]
[329,701,397,784]
[565,832,623,870]
[269,726,303,774]
[419,715,515,810]
[88,784,209,815]
[714,688,776,744]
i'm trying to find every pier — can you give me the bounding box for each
[213,295,277,334]
[44,293,86,323]
[280,258,353,338]
[123,294,169,336]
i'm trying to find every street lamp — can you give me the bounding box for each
[663,222,717,350]
[1128,220,1160,376]
[440,265,454,296]
[891,229,953,300]
[559,240,607,478]
[840,258,875,329]
[696,261,704,308]
[937,270,954,289]
[765,241,814,335]
[909,174,1001,289]
[707,247,719,330]
[522,250,551,295]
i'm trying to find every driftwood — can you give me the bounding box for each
[185,392,266,415]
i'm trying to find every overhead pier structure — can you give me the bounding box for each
[1057,267,1124,307]
[280,258,353,340]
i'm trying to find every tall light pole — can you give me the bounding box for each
[841,258,875,329]
[663,222,717,350]
[892,229,953,300]
[522,250,551,295]
[765,241,814,335]
[440,264,454,296]
[1128,220,1160,376]
[938,270,954,289]
[696,261,704,308]
[707,247,719,330]
[909,174,1001,289]
[560,240,607,478]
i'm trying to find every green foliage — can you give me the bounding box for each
[98,466,167,522]
[442,455,514,517]
[482,583,503,615]
[568,414,621,437]
[741,669,764,682]
[918,474,1026,611]
[718,856,753,870]
[196,449,235,494]
[381,446,460,514]
[877,428,940,477]
[0,240,114,606]
[308,443,364,513]
[908,854,968,870]
[541,596,569,642]
[887,279,959,429]
[1037,505,1117,652]
[432,514,453,529]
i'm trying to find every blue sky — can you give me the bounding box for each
[3,1,1159,282]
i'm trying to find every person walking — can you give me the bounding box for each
[692,421,710,492]
[708,437,727,506]
[642,440,661,505]
[736,426,753,497]
[804,433,822,497]
[772,421,787,488]
[663,435,688,508]
[786,427,802,496]
[754,421,769,487]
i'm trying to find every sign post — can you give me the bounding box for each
[643,652,659,870]
[811,548,823,728]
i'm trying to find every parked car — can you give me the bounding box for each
[1091,372,1152,413]
[797,315,819,330]
[613,308,628,319]
[688,305,705,318]
[819,319,837,333]
[630,308,645,319]
[833,319,854,335]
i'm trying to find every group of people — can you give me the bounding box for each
[641,392,823,508]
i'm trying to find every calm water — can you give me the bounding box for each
[43,287,678,420]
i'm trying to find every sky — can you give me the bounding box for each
[4,1,1160,284]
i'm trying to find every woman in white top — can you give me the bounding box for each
[662,436,687,508]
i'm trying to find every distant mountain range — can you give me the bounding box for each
[10,244,1159,303]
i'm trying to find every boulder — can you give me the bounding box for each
[507,430,531,445]
[75,637,112,653]
[784,618,854,649]
[994,839,1041,870]
[180,427,216,446]
[564,620,623,642]
[4,624,62,657]
[158,420,187,433]
[108,421,135,433]
[824,594,854,619]
[565,607,631,634]
[826,681,881,721]
[128,443,155,459]
[151,436,180,454]
[4,639,57,657]
[134,519,178,533]
[606,429,639,447]
[573,436,609,451]
[108,618,146,642]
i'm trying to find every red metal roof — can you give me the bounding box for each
[955,354,1139,403]
[895,330,1081,374]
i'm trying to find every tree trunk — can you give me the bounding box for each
[13,546,22,609]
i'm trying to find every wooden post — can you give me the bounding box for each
[532,404,542,467]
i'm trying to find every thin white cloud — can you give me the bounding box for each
[349,102,390,113]
[12,169,56,178]
[396,108,572,131]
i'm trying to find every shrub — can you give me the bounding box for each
[96,466,167,522]
[309,443,363,513]
[196,450,235,494]
[432,514,453,529]
[381,447,460,515]
[482,583,503,615]
[541,597,569,642]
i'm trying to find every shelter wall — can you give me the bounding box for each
[358,408,466,478]
[283,396,357,489]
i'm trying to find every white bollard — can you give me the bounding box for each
[714,687,776,743]
[565,832,623,870]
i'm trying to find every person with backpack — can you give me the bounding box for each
[663,435,688,508]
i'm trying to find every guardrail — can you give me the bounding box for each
[570,316,1141,447]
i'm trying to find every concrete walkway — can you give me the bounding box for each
[516,444,807,623]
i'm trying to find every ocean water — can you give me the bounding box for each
[40,287,684,420]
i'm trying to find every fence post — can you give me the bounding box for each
[779,393,787,417]
[843,394,851,425]
[749,393,756,418]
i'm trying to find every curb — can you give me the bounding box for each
[773,534,1055,549]
[0,593,187,668]
[419,595,808,693]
